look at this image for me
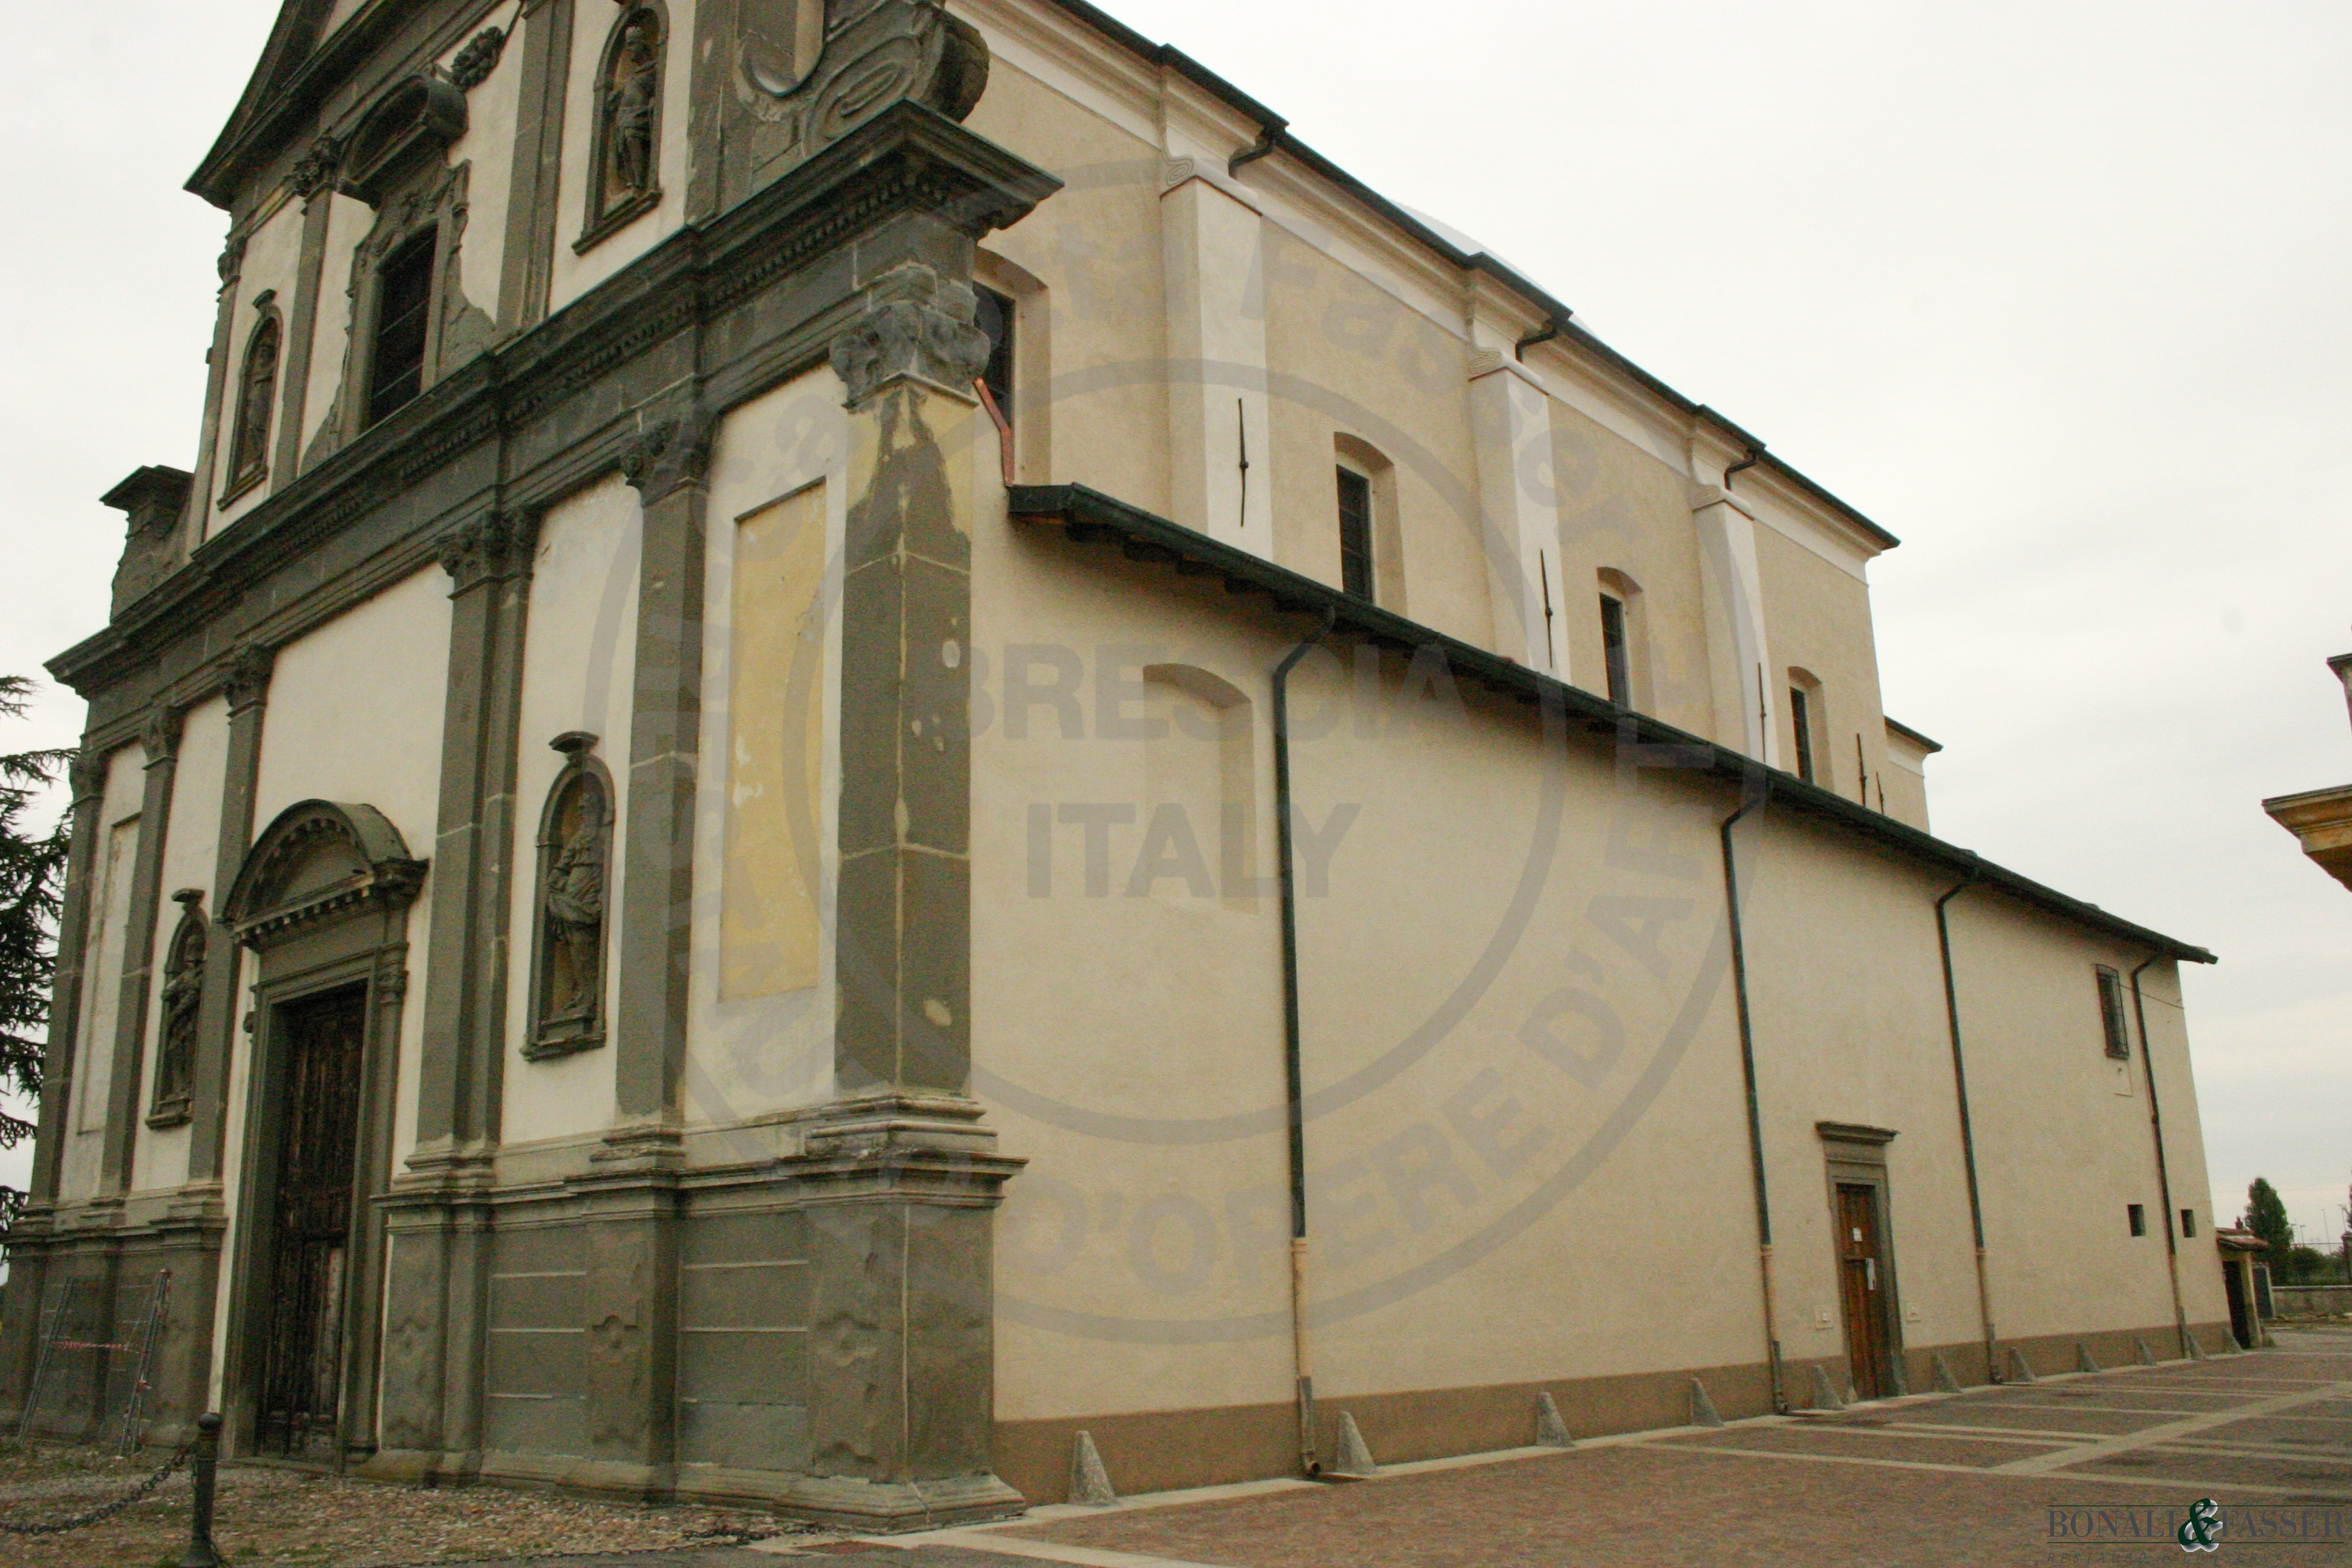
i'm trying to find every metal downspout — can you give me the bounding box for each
[1272,606,1336,1476]
[1934,866,2001,1383]
[2130,956,2194,1358]
[1718,766,1786,1414]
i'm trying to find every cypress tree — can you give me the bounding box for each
[0,675,70,1239]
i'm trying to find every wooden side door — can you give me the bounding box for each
[1835,1182,1895,1400]
[256,985,368,1461]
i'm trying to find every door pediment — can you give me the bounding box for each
[224,799,426,948]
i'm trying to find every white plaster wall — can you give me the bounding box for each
[681,368,850,1145]
[439,1,525,321]
[54,746,148,1200]
[501,474,642,1148]
[127,697,229,1195]
[251,567,451,1171]
[302,193,375,456]
[209,197,308,537]
[546,0,697,313]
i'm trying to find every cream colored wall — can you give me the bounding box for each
[500,475,641,1148]
[126,697,230,1195]
[54,746,148,1201]
[960,60,1171,517]
[251,566,451,1171]
[975,514,2222,1423]
[2135,963,2230,1328]
[546,0,697,312]
[1881,727,1932,832]
[208,197,308,537]
[1753,524,1889,806]
[440,0,523,321]
[1945,900,2194,1344]
[300,193,374,457]
[675,369,848,1149]
[1551,400,1717,737]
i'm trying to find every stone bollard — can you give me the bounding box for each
[179,1412,222,1568]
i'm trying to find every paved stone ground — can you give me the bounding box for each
[877,1323,2352,1568]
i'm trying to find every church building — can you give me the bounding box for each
[2,0,2234,1527]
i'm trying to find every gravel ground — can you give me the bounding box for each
[0,1443,827,1567]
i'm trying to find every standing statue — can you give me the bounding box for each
[152,890,207,1116]
[542,789,606,1031]
[603,16,660,204]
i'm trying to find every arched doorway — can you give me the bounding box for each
[219,801,424,1465]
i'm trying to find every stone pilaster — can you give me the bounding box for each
[276,139,340,480]
[189,645,272,1182]
[100,706,182,1193]
[498,0,575,334]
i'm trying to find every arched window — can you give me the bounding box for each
[1786,666,1824,785]
[582,5,666,247]
[224,308,281,499]
[527,732,613,1059]
[1334,434,1403,612]
[1596,568,1648,710]
[366,227,436,426]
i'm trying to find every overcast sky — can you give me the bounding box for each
[4,2,2347,1241]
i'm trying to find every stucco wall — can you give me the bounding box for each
[440,0,523,322]
[54,746,149,1201]
[208,198,308,537]
[501,473,641,1149]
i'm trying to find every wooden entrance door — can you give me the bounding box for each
[1835,1182,1895,1400]
[256,985,368,1460]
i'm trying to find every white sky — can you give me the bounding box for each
[2,2,2347,1243]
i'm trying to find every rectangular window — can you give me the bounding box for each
[1789,685,1815,783]
[975,286,1015,420]
[1336,466,1374,601]
[2180,1209,2198,1239]
[2128,1204,2148,1237]
[2096,965,2132,1059]
[1599,595,1631,707]
[367,230,437,426]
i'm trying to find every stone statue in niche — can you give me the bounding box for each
[530,733,609,1057]
[149,888,206,1124]
[593,12,662,225]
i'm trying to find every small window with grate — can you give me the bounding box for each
[975,286,1014,421]
[2095,965,2132,1060]
[1600,595,1631,707]
[1788,684,1815,782]
[2128,1204,2147,1237]
[1336,466,1374,602]
[368,230,436,426]
[2180,1209,2197,1238]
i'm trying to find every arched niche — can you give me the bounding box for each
[216,799,426,1465]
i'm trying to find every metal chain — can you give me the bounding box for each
[0,1442,192,1537]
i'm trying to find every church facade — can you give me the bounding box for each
[2,0,2233,1527]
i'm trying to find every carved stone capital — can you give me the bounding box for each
[217,233,247,286]
[289,136,343,199]
[828,263,991,406]
[435,511,531,590]
[140,704,183,766]
[217,643,276,713]
[67,749,106,804]
[619,407,716,502]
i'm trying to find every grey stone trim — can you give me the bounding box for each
[614,413,711,1122]
[498,0,576,335]
[276,177,338,482]
[214,799,425,1462]
[26,750,109,1200]
[99,707,184,1194]
[829,262,991,406]
[181,240,244,563]
[189,645,274,1182]
[56,107,1057,713]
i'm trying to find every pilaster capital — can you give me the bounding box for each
[140,703,183,766]
[67,748,106,805]
[217,642,276,713]
[619,405,716,503]
[436,511,534,591]
[217,233,247,286]
[829,263,991,407]
[289,135,343,200]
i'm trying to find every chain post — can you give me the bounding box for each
[178,1411,222,1568]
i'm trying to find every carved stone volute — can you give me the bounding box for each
[829,263,991,406]
[102,465,194,619]
[140,703,184,766]
[289,135,343,200]
[449,28,509,91]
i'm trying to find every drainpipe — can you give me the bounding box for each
[1933,866,2002,1383]
[1229,119,1285,178]
[1722,445,1764,490]
[1514,315,1569,361]
[1272,606,1337,1476]
[1718,766,1786,1414]
[2129,955,2194,1359]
